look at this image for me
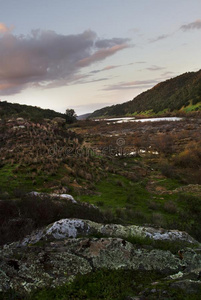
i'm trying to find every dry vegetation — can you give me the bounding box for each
[0,115,201,245]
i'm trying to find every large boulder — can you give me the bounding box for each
[0,218,200,295]
[0,237,189,294]
[18,218,199,246]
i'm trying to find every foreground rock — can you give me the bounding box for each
[19,218,198,246]
[0,218,201,295]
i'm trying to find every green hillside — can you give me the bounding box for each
[0,101,76,123]
[90,69,201,118]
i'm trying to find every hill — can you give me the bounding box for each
[77,112,92,120]
[90,69,201,118]
[0,101,76,123]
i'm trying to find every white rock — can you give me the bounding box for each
[28,191,77,204]
[46,219,87,239]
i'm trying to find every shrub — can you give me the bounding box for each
[174,142,201,169]
[163,201,177,214]
[160,163,178,179]
[0,194,105,245]
[152,212,166,227]
[148,200,160,211]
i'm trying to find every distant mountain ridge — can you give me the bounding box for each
[77,113,92,120]
[89,69,201,118]
[0,101,76,123]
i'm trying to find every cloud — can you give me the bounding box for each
[180,19,201,31]
[135,61,146,64]
[74,77,109,85]
[77,44,129,67]
[103,79,159,90]
[103,65,118,71]
[128,28,140,34]
[160,71,175,77]
[146,65,166,71]
[149,34,171,43]
[90,65,120,74]
[149,19,201,44]
[0,29,130,95]
[0,23,13,34]
[90,61,138,75]
[95,38,129,48]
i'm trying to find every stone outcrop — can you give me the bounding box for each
[0,218,201,295]
[28,191,77,204]
[18,218,198,246]
[1,237,200,294]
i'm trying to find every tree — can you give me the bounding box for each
[65,109,77,123]
[66,109,77,118]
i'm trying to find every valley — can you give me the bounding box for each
[0,110,201,299]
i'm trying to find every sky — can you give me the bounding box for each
[0,0,201,115]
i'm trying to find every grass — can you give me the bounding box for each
[79,173,150,212]
[77,169,201,242]
[153,177,181,190]
[0,269,162,300]
[2,268,201,300]
[125,234,197,254]
[2,159,200,242]
[181,101,201,112]
[0,164,72,195]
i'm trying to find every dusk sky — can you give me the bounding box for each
[0,0,201,115]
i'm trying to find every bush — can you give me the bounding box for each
[174,142,201,169]
[163,201,177,214]
[160,163,178,179]
[0,194,105,245]
[177,193,201,241]
[152,212,166,227]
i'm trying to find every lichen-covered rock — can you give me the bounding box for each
[0,219,200,295]
[28,191,77,203]
[19,218,199,246]
[0,237,187,294]
[20,219,90,246]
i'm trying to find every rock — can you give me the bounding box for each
[0,237,185,294]
[0,218,200,295]
[17,218,199,247]
[28,191,77,204]
[174,184,201,195]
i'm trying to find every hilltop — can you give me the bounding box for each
[90,69,201,118]
[0,101,76,123]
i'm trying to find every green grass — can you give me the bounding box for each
[2,268,201,300]
[181,101,201,112]
[153,177,181,190]
[126,234,197,254]
[4,269,162,300]
[0,164,70,195]
[79,173,150,210]
[77,170,201,241]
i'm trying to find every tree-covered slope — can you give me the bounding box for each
[0,101,76,123]
[90,69,201,118]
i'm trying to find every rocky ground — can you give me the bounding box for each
[1,218,201,299]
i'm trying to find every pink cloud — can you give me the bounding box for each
[0,29,130,95]
[102,65,118,71]
[0,23,13,34]
[181,19,201,31]
[77,44,129,67]
[103,79,160,90]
